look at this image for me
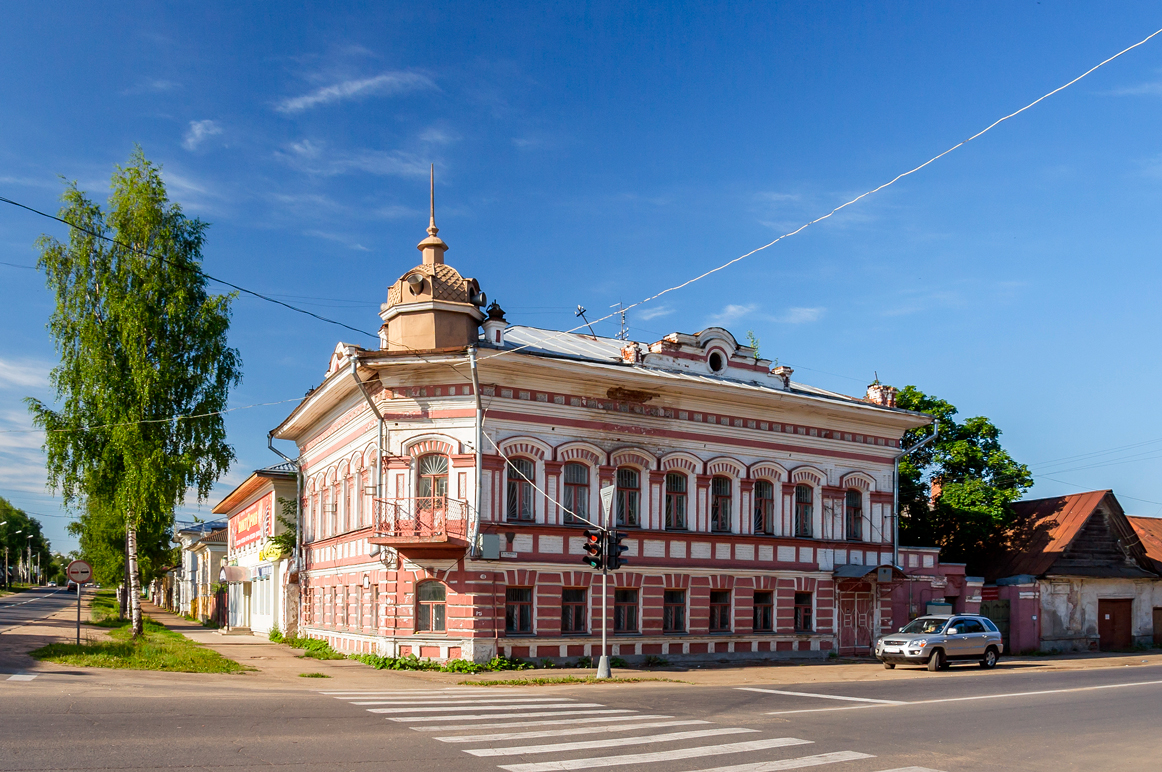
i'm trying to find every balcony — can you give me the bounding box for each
[371,496,470,558]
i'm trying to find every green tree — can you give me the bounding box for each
[0,498,51,586]
[894,386,1033,571]
[27,148,241,637]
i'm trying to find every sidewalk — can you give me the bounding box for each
[137,599,1162,688]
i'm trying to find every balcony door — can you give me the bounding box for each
[417,454,448,518]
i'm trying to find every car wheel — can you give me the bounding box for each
[883,661,895,670]
[927,649,944,672]
[980,647,998,669]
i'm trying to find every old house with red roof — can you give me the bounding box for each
[982,490,1161,653]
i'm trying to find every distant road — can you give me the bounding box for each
[0,586,73,635]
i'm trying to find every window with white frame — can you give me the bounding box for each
[794,484,813,537]
[665,473,688,530]
[506,458,535,521]
[562,462,590,525]
[616,467,640,527]
[711,476,732,532]
[754,480,775,534]
[845,489,863,541]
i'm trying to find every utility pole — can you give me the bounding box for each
[0,520,7,589]
[597,484,615,679]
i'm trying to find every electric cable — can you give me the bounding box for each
[0,396,304,434]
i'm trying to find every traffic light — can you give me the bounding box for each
[606,531,628,571]
[581,529,604,570]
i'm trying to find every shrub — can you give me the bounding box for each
[575,655,593,668]
[347,652,533,674]
[268,628,284,643]
[538,658,557,669]
[642,654,669,667]
[285,636,346,660]
[609,656,628,668]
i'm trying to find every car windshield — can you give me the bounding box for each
[901,617,948,634]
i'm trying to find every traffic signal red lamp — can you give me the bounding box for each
[606,531,628,571]
[582,529,604,570]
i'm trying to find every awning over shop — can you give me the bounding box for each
[833,563,906,582]
[220,565,252,582]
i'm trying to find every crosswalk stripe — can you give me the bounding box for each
[411,714,673,732]
[6,674,37,681]
[497,737,814,772]
[370,702,598,714]
[388,708,634,723]
[681,750,876,771]
[351,697,570,706]
[872,768,945,772]
[467,727,757,757]
[321,689,485,696]
[437,719,709,743]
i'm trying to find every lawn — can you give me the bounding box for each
[30,591,246,674]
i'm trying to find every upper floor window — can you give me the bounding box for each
[416,582,446,633]
[506,458,535,522]
[562,463,589,525]
[845,489,863,541]
[711,476,732,532]
[417,454,449,500]
[616,467,640,528]
[665,473,688,530]
[754,480,775,535]
[794,484,813,538]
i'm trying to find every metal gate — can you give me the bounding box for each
[980,599,1011,653]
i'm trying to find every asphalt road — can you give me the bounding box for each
[3,657,1161,771]
[0,587,74,636]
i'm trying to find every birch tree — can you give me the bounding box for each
[28,148,240,637]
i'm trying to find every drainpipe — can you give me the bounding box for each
[349,359,386,505]
[892,419,939,568]
[468,346,483,558]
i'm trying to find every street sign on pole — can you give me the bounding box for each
[66,559,92,645]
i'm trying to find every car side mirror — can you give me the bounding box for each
[948,627,960,635]
[898,627,904,632]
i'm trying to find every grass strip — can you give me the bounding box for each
[31,597,247,674]
[458,675,687,686]
[299,672,331,678]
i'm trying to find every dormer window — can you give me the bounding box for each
[709,351,725,372]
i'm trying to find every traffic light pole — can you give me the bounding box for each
[597,527,611,679]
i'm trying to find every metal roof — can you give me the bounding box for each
[833,563,906,580]
[1128,515,1162,571]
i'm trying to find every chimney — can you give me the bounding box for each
[620,343,643,364]
[482,301,507,346]
[771,365,793,389]
[929,476,943,509]
[866,382,897,408]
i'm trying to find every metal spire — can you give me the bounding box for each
[427,164,438,237]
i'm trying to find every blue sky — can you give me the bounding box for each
[3,3,1162,552]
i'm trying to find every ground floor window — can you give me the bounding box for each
[561,588,587,633]
[417,582,446,633]
[794,592,813,632]
[709,590,732,632]
[506,587,534,634]
[663,590,686,633]
[753,591,774,632]
[614,589,639,633]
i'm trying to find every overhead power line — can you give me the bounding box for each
[0,195,378,340]
[467,25,1162,369]
[0,396,304,434]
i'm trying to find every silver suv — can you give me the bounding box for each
[875,614,1003,671]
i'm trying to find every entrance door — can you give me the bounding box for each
[980,600,1011,653]
[1098,599,1133,651]
[838,584,873,654]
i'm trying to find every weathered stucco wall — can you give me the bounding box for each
[1039,577,1160,651]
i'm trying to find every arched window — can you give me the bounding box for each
[616,467,640,527]
[665,473,687,530]
[562,462,589,525]
[416,582,446,632]
[794,484,813,537]
[417,454,449,499]
[754,480,775,535]
[845,489,863,541]
[506,458,535,522]
[711,476,732,532]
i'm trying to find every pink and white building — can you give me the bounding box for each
[270,208,934,662]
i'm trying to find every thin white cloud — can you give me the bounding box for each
[0,358,49,389]
[182,119,223,151]
[121,79,181,96]
[375,204,421,220]
[637,305,674,321]
[708,303,758,326]
[277,140,429,178]
[775,307,825,324]
[1109,81,1162,97]
[418,126,459,145]
[276,71,436,114]
[303,230,371,251]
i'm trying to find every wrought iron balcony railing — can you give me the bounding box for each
[372,496,469,543]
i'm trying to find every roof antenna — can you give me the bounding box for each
[611,301,629,341]
[575,305,598,339]
[427,164,438,237]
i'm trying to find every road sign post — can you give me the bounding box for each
[66,560,92,645]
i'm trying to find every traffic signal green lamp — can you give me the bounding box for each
[606,531,629,571]
[581,529,604,570]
